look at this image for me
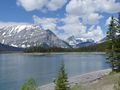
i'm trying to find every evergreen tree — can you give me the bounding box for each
[114,12,120,71]
[106,16,117,71]
[116,12,120,35]
[21,78,37,90]
[106,13,120,72]
[55,62,70,90]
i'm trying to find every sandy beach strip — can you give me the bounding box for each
[37,69,111,90]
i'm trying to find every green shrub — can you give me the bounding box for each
[21,78,37,90]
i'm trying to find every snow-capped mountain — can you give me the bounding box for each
[66,36,95,48]
[0,24,70,48]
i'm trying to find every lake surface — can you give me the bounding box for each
[0,53,109,90]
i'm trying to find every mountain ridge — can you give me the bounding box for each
[0,24,70,48]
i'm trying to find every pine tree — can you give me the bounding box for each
[114,13,120,71]
[116,12,120,35]
[55,62,70,90]
[21,78,37,90]
[106,16,117,71]
[106,13,120,72]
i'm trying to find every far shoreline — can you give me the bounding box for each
[23,52,106,56]
[0,52,106,55]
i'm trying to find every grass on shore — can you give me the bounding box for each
[71,73,120,90]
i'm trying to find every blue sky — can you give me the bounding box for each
[0,0,66,22]
[0,0,120,41]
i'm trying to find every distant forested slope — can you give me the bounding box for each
[0,43,23,52]
[76,42,106,52]
[24,42,106,53]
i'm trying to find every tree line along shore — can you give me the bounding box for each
[24,42,106,53]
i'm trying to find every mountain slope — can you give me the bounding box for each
[0,43,23,52]
[0,24,70,48]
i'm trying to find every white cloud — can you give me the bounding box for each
[66,0,120,24]
[61,15,80,24]
[82,13,103,25]
[66,0,120,14]
[17,0,48,11]
[16,0,120,26]
[84,26,104,41]
[33,15,57,30]
[47,0,68,11]
[58,15,87,39]
[17,0,68,11]
[58,15,104,41]
[66,0,95,16]
[98,0,120,13]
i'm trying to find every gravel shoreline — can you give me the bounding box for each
[37,69,111,90]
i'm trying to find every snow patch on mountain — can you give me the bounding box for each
[66,35,95,48]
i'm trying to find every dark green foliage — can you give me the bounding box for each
[24,42,106,53]
[24,46,73,53]
[21,78,37,90]
[106,16,117,71]
[106,13,120,72]
[76,42,106,52]
[114,13,120,72]
[55,63,70,90]
[116,12,120,34]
